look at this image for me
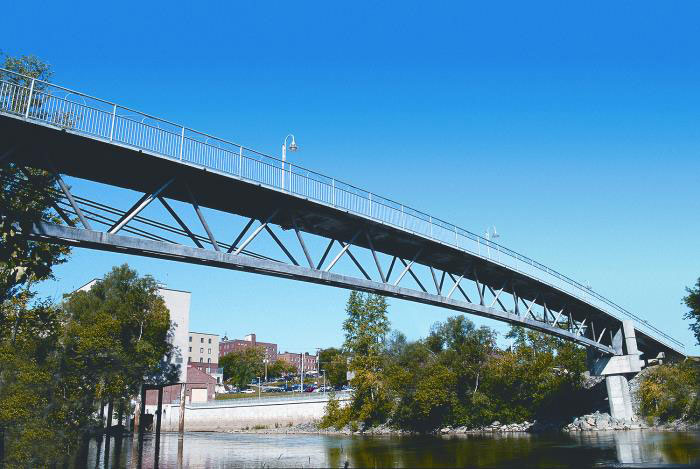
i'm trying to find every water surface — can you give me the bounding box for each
[87,430,700,468]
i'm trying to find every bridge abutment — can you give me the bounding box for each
[588,320,644,421]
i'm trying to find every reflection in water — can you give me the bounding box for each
[85,430,700,468]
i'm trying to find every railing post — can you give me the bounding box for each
[369,193,372,217]
[179,127,185,161]
[331,179,336,206]
[24,78,35,118]
[429,216,433,238]
[109,104,117,141]
[238,146,243,177]
[401,205,405,229]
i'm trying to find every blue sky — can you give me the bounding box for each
[4,1,699,354]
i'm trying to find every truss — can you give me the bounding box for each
[3,159,620,355]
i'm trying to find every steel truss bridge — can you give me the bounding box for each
[0,68,685,360]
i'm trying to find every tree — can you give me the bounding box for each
[220,346,264,389]
[341,292,392,428]
[683,277,700,346]
[61,264,179,402]
[0,52,75,467]
[267,359,296,379]
[318,347,348,386]
[639,362,700,422]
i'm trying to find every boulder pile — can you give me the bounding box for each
[564,411,644,431]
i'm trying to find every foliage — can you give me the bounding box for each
[320,394,352,429]
[341,292,392,429]
[639,362,700,422]
[267,359,296,379]
[0,264,177,466]
[0,158,70,303]
[683,277,700,347]
[323,292,592,433]
[318,347,348,386]
[220,346,265,388]
[61,264,179,401]
[386,316,498,431]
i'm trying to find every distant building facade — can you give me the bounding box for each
[145,365,216,405]
[188,332,221,383]
[78,280,190,384]
[278,351,317,373]
[219,333,278,363]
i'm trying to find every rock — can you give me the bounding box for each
[440,427,450,434]
[491,421,500,427]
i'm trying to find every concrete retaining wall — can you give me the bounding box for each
[146,395,350,432]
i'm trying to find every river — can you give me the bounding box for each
[87,430,700,468]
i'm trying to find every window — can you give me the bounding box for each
[200,347,203,353]
[200,357,203,363]
[208,358,211,363]
[188,357,191,363]
[189,347,192,352]
[208,338,211,344]
[200,338,204,343]
[189,336,192,342]
[208,348,211,354]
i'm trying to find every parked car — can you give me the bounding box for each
[303,385,317,393]
[241,388,255,394]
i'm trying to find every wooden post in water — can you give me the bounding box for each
[155,386,163,464]
[178,382,186,437]
[132,395,140,439]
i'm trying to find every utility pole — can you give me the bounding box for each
[301,353,304,393]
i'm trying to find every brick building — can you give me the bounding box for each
[145,365,216,405]
[219,333,277,362]
[278,351,317,373]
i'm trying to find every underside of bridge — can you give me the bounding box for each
[1,112,684,364]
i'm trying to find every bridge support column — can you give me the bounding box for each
[588,320,644,421]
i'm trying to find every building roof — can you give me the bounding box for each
[186,365,217,384]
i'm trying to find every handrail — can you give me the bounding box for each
[0,67,684,351]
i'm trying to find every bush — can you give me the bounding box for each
[320,395,351,429]
[639,362,700,422]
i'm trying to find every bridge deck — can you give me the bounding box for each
[0,69,685,359]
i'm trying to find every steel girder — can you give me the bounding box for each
[5,165,620,354]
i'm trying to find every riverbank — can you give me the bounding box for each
[221,412,699,436]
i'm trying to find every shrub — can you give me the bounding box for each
[639,362,699,422]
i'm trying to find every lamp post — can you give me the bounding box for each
[263,358,269,383]
[281,134,298,191]
[258,376,261,400]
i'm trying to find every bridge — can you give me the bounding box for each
[0,69,686,420]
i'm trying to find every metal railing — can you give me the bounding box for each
[0,68,684,351]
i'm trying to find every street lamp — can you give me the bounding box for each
[263,358,269,383]
[281,134,298,190]
[258,376,261,400]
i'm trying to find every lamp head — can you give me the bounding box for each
[289,136,298,152]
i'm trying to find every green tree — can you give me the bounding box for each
[0,52,76,467]
[267,359,296,379]
[220,346,265,388]
[61,265,179,403]
[318,347,348,386]
[683,278,700,346]
[639,362,700,422]
[341,292,392,429]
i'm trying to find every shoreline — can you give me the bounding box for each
[215,413,699,436]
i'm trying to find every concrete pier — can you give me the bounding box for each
[589,321,644,421]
